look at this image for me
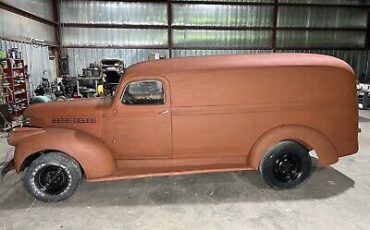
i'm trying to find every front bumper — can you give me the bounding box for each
[1,159,14,182]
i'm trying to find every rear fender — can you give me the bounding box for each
[248,125,338,169]
[12,128,117,179]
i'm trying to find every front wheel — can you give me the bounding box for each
[24,152,82,202]
[259,141,312,189]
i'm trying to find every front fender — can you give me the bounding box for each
[12,128,117,179]
[248,125,339,169]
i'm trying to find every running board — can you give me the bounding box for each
[88,163,253,182]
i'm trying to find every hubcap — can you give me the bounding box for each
[273,154,302,183]
[35,165,69,195]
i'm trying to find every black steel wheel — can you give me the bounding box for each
[259,141,312,189]
[24,152,82,202]
[34,165,70,195]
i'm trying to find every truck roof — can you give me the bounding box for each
[124,53,354,78]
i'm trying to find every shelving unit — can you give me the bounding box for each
[0,58,28,117]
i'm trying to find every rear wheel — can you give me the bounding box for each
[24,152,82,202]
[259,141,312,189]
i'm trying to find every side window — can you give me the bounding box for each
[122,80,165,105]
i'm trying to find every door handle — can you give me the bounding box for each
[159,109,169,115]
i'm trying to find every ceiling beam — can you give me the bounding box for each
[60,23,168,29]
[60,23,367,32]
[62,45,168,49]
[61,45,366,51]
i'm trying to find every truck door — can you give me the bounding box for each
[110,77,172,159]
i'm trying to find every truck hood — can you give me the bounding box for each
[24,97,112,127]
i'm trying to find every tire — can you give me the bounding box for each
[24,152,83,202]
[259,141,312,189]
[56,96,67,102]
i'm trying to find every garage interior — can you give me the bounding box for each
[0,0,370,229]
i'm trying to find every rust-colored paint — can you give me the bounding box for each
[108,76,172,159]
[247,125,340,169]
[8,53,359,181]
[10,128,117,179]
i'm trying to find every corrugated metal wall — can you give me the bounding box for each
[62,28,168,47]
[277,6,368,28]
[172,49,272,57]
[276,49,370,78]
[0,0,54,21]
[0,39,51,93]
[0,0,54,93]
[59,2,167,25]
[172,4,273,27]
[57,0,370,77]
[280,0,370,5]
[0,8,55,44]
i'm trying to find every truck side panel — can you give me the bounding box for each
[168,66,358,163]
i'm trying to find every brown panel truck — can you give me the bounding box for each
[1,53,359,202]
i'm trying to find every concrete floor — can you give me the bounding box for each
[0,111,370,230]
